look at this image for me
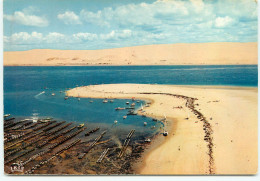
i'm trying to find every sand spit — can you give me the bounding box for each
[67,84,258,175]
[4,42,257,66]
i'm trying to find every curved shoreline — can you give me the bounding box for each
[67,84,258,175]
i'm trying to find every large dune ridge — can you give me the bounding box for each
[4,42,257,66]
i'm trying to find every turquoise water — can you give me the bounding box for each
[3,65,257,131]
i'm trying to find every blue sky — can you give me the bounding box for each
[3,0,258,51]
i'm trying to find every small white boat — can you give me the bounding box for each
[89,100,93,103]
[103,100,108,103]
[114,120,118,124]
[126,102,129,104]
[78,123,84,128]
[145,138,151,143]
[123,116,127,119]
[131,103,135,107]
[115,107,125,110]
[163,130,168,136]
[137,101,140,103]
[78,97,80,101]
[51,93,55,96]
[32,118,38,123]
[110,100,114,103]
[144,122,147,126]
[4,114,10,118]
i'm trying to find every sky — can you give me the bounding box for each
[3,0,258,51]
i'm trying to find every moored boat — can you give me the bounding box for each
[78,123,84,128]
[115,107,125,110]
[4,114,11,118]
[127,110,137,115]
[163,130,168,136]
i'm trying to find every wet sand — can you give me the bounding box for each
[67,84,258,175]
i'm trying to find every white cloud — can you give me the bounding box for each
[100,30,132,40]
[5,32,43,44]
[4,11,48,27]
[215,16,234,28]
[45,32,66,43]
[73,32,98,41]
[57,11,82,25]
[80,10,109,26]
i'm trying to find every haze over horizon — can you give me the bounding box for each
[4,0,257,51]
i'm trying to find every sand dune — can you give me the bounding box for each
[67,84,258,174]
[4,42,257,66]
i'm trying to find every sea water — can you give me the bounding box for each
[3,65,257,134]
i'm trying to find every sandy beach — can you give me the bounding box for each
[4,42,257,66]
[67,84,258,175]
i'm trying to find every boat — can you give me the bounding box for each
[144,122,147,126]
[137,101,140,103]
[163,130,168,136]
[40,119,51,123]
[110,100,114,103]
[78,97,80,101]
[161,114,167,121]
[151,126,156,129]
[32,118,38,123]
[78,123,84,128]
[145,138,151,143]
[126,102,129,104]
[123,116,127,119]
[51,93,55,96]
[89,100,93,103]
[64,96,69,100]
[185,112,190,120]
[4,114,11,118]
[115,107,125,110]
[103,100,108,103]
[152,118,158,122]
[140,103,143,111]
[131,103,135,107]
[114,120,118,124]
[127,110,137,115]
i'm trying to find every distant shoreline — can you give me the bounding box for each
[4,42,258,66]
